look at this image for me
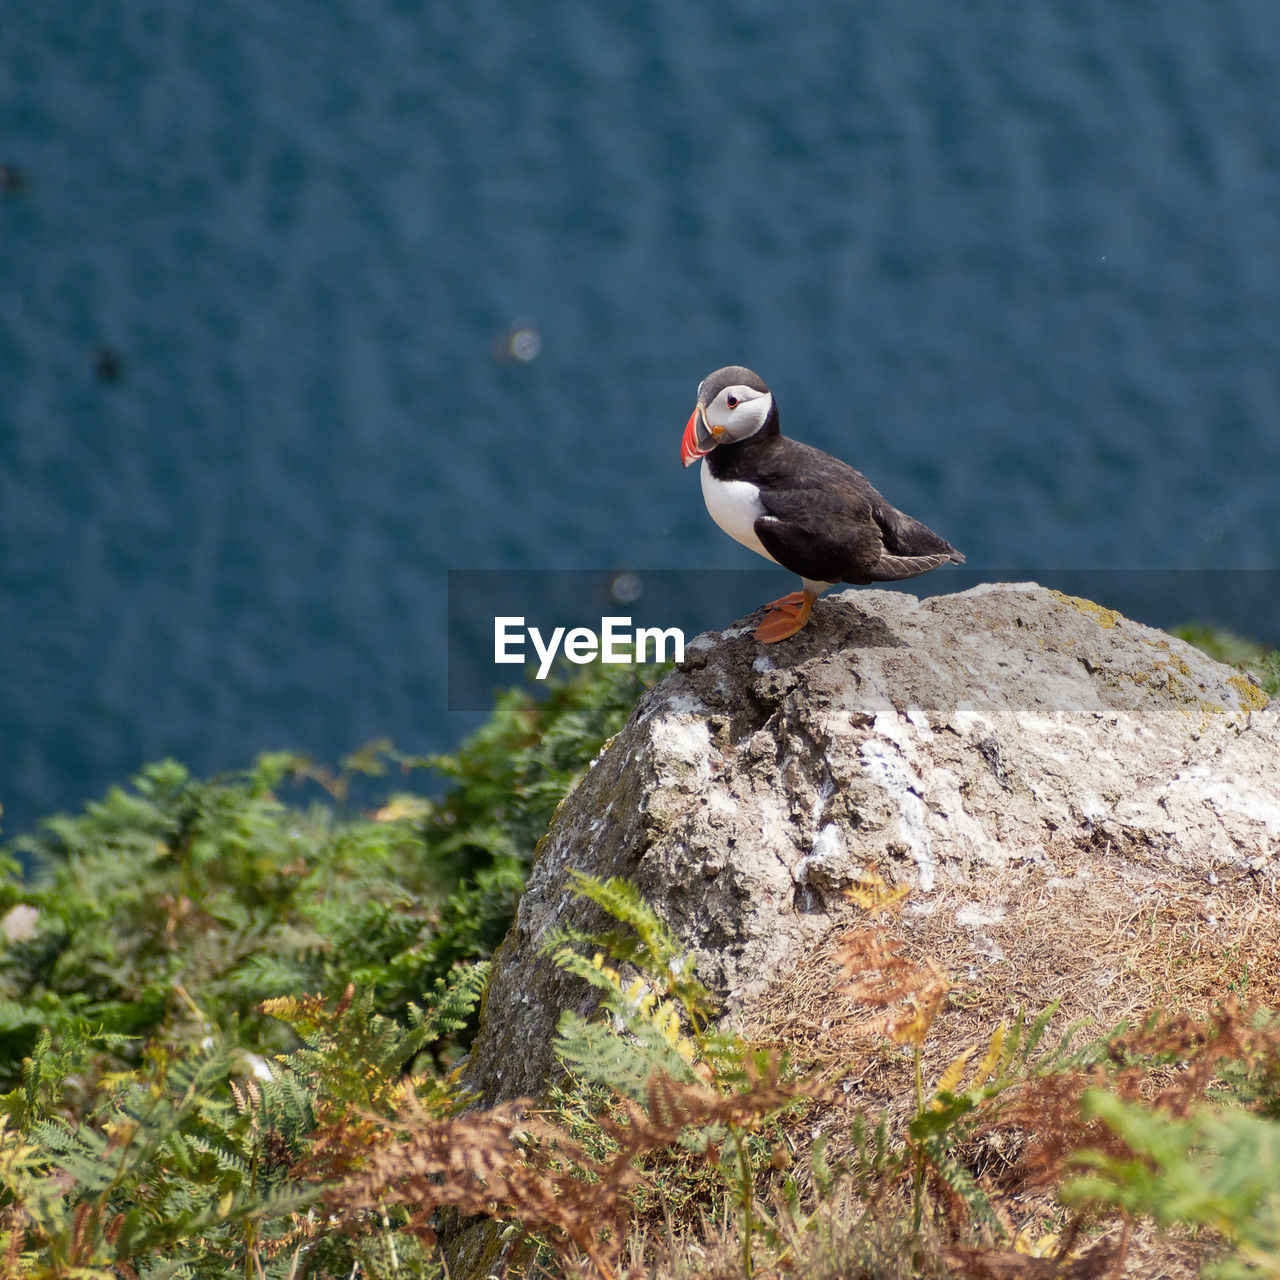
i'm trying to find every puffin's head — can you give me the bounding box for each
[681,366,775,467]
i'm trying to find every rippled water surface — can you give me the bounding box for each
[2,1,1279,832]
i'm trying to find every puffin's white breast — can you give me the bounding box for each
[700,462,778,564]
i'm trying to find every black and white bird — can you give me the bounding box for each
[682,366,964,642]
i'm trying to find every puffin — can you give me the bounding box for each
[682,366,965,642]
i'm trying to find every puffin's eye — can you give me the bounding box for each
[726,395,739,409]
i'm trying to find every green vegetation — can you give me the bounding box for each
[0,664,663,1077]
[1066,1093,1280,1280]
[0,663,666,1275]
[1176,625,1280,697]
[0,633,1276,1278]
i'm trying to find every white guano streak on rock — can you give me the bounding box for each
[754,793,800,872]
[859,735,937,891]
[1166,765,1280,834]
[950,706,993,737]
[707,790,739,816]
[1016,713,1094,763]
[649,716,714,788]
[800,822,847,883]
[664,693,710,716]
[922,762,1006,864]
[906,703,931,729]
[868,705,1005,877]
[1076,791,1107,820]
[812,776,835,825]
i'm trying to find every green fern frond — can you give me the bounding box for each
[259,968,486,1112]
[411,962,491,1043]
[182,1133,251,1178]
[1019,999,1060,1064]
[564,872,681,967]
[137,1259,197,1280]
[254,1065,317,1140]
[542,873,717,1036]
[555,1011,700,1100]
[1067,1092,1280,1277]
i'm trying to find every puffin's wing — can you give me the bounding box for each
[862,493,965,582]
[752,447,963,585]
[753,493,885,583]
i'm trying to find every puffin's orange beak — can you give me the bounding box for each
[681,405,719,467]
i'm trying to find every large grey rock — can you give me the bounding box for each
[464,582,1278,1109]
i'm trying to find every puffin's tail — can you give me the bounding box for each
[860,546,964,583]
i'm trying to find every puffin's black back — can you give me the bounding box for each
[708,429,963,585]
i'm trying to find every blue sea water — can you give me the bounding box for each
[2,1,1279,835]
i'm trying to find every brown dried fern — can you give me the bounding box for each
[1002,998,1280,1192]
[945,1000,1280,1280]
[836,925,952,1049]
[306,1056,810,1278]
[0,1209,25,1280]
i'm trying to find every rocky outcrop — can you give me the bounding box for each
[464,583,1278,1110]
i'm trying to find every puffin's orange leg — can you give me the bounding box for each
[754,590,816,643]
[762,590,807,611]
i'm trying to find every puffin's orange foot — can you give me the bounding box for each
[754,591,816,643]
[763,590,807,611]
